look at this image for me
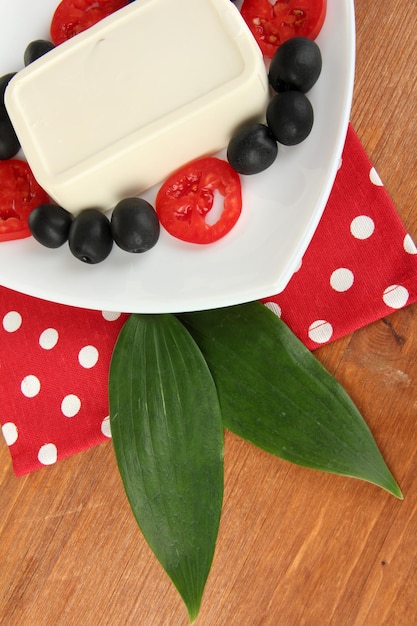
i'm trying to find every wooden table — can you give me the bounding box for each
[2,1,417,624]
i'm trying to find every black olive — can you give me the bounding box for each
[268,37,322,94]
[0,73,17,109]
[69,208,113,264]
[0,113,20,160]
[266,91,314,146]
[0,73,20,159]
[24,40,55,66]
[111,197,160,253]
[28,204,74,248]
[227,123,278,175]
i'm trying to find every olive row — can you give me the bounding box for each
[227,36,322,176]
[29,198,160,264]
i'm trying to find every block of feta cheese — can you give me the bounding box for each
[5,0,269,213]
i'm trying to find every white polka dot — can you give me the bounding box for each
[369,167,384,186]
[350,215,375,240]
[102,311,122,321]
[383,285,409,309]
[404,234,417,255]
[3,311,22,333]
[39,328,59,350]
[330,268,354,292]
[61,394,81,418]
[21,375,41,398]
[78,345,99,369]
[2,422,18,446]
[101,416,112,438]
[264,301,282,317]
[308,320,333,344]
[337,157,343,170]
[38,443,58,466]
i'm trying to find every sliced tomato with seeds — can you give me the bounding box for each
[155,157,242,245]
[241,0,326,58]
[0,160,50,242]
[50,0,129,45]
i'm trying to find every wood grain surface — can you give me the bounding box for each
[1,1,417,624]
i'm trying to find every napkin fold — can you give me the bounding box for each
[1,124,417,476]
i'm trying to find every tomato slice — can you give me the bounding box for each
[0,160,50,242]
[240,0,327,58]
[155,157,242,245]
[50,0,129,45]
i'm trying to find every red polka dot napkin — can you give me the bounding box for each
[1,125,417,476]
[261,125,417,348]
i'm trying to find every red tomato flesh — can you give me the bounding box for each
[0,160,50,242]
[155,157,242,245]
[241,0,327,57]
[50,0,129,45]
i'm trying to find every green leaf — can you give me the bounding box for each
[109,313,224,622]
[178,303,402,499]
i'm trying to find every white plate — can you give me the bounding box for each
[0,0,355,313]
